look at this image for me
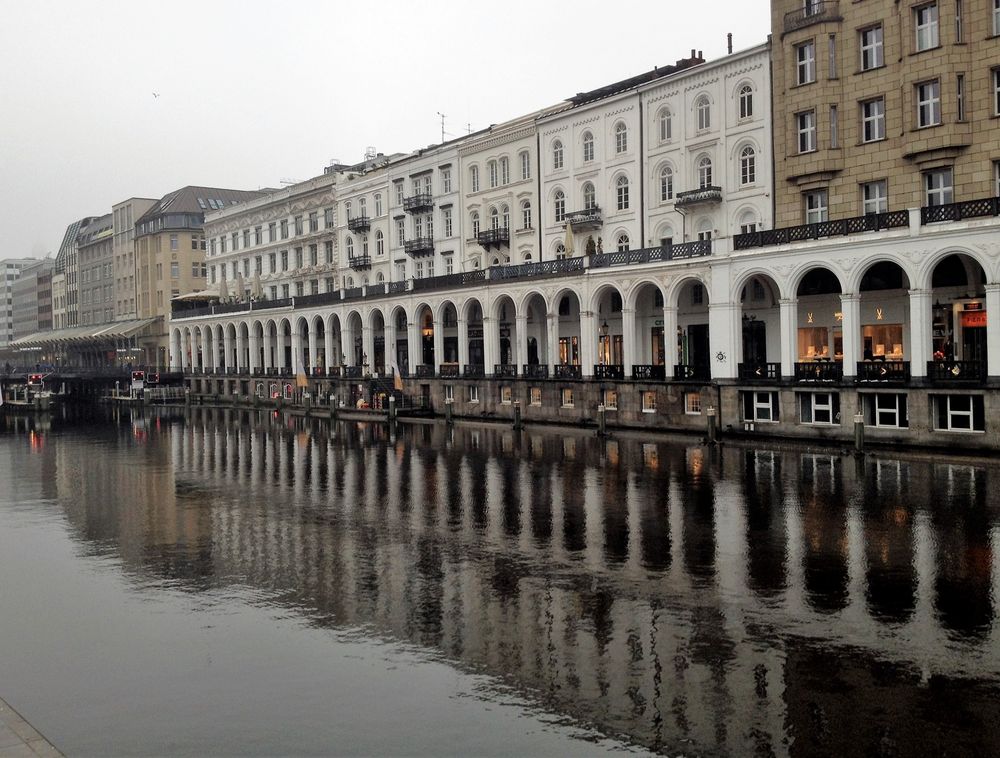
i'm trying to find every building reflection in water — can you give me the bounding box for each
[13,407,1000,757]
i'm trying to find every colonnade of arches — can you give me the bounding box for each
[171,250,1000,380]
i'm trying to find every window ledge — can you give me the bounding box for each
[933,428,985,434]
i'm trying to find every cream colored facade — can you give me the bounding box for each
[772,0,1000,226]
[114,197,156,320]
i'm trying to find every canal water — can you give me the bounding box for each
[1,409,998,757]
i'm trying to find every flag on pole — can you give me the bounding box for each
[0,382,4,407]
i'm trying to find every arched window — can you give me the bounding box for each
[375,229,384,256]
[490,206,500,230]
[469,211,480,237]
[615,121,628,153]
[738,210,759,235]
[500,157,509,185]
[582,131,594,162]
[523,252,532,262]
[470,165,480,192]
[501,204,509,229]
[346,236,354,258]
[361,234,369,256]
[696,95,711,130]
[555,243,567,260]
[660,166,674,202]
[376,271,385,283]
[346,276,354,288]
[374,193,382,216]
[552,140,564,170]
[739,85,754,120]
[696,219,713,242]
[521,200,532,229]
[617,233,630,252]
[616,176,630,210]
[345,200,352,219]
[657,224,675,247]
[488,160,498,188]
[583,182,596,210]
[554,190,566,222]
[698,156,713,188]
[740,146,756,185]
[519,151,530,180]
[658,107,672,141]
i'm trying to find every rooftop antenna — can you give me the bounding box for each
[436,112,446,143]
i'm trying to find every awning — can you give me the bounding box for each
[172,289,219,302]
[10,318,159,349]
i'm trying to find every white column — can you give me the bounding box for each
[546,313,558,371]
[362,325,374,375]
[662,306,678,372]
[908,289,932,378]
[457,318,469,368]
[433,319,444,373]
[206,330,216,372]
[324,320,335,372]
[222,330,233,371]
[407,321,421,374]
[580,310,596,377]
[275,329,286,371]
[248,331,260,375]
[515,315,528,370]
[708,303,739,380]
[342,322,355,366]
[385,320,397,374]
[291,329,303,375]
[779,298,798,378]
[308,323,319,374]
[622,307,636,373]
[987,284,1000,378]
[262,330,272,372]
[169,330,180,370]
[840,293,861,377]
[482,316,497,375]
[235,329,246,373]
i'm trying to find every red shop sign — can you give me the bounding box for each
[961,311,987,328]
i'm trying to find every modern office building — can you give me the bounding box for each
[77,213,114,327]
[0,258,34,355]
[12,257,55,340]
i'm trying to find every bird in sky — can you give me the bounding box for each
[152,92,160,99]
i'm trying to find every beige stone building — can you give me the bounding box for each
[113,197,157,320]
[771,0,1000,226]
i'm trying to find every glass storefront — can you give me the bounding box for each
[861,324,903,360]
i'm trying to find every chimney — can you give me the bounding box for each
[698,50,703,60]
[727,33,733,54]
[690,48,696,59]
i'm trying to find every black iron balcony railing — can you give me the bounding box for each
[463,364,485,378]
[675,185,723,207]
[554,364,582,379]
[439,363,460,378]
[926,360,986,383]
[414,364,434,378]
[403,193,434,213]
[523,364,549,379]
[490,257,585,280]
[564,207,602,230]
[734,211,908,250]
[347,215,371,232]
[784,0,841,34]
[673,364,711,382]
[921,197,1000,224]
[856,360,910,383]
[494,364,518,378]
[347,254,372,270]
[344,366,363,378]
[593,364,624,380]
[631,364,667,381]
[590,240,712,269]
[477,228,510,249]
[387,280,407,294]
[794,361,844,382]
[739,362,782,382]
[327,366,342,377]
[403,237,434,257]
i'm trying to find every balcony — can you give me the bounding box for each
[590,240,712,268]
[347,215,371,232]
[523,364,549,379]
[675,186,723,208]
[415,364,434,378]
[463,364,485,378]
[554,364,582,380]
[403,237,434,257]
[347,254,372,270]
[564,207,602,231]
[439,363,460,378]
[734,211,909,250]
[921,197,1000,225]
[738,362,782,382]
[477,228,510,249]
[673,364,711,382]
[403,193,434,213]
[926,360,986,384]
[344,366,363,379]
[632,364,667,381]
[494,364,518,378]
[593,364,624,381]
[794,361,843,382]
[783,0,841,34]
[856,361,910,384]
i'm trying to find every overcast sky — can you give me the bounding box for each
[0,0,771,259]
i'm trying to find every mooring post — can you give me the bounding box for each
[445,397,454,425]
[597,403,607,437]
[707,405,718,443]
[388,394,397,422]
[512,399,522,430]
[854,413,865,454]
[184,388,191,407]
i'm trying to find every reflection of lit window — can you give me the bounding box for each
[643,443,659,469]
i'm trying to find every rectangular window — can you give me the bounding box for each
[500,386,512,405]
[309,212,318,232]
[169,233,178,251]
[860,25,884,70]
[861,393,908,428]
[641,391,657,413]
[995,0,1000,36]
[993,69,1000,116]
[933,395,985,432]
[861,97,885,142]
[521,152,530,180]
[530,387,542,406]
[394,182,404,205]
[916,80,941,127]
[796,41,816,85]
[442,169,452,194]
[830,105,839,148]
[443,208,452,237]
[444,384,454,401]
[861,180,888,215]
[170,261,179,278]
[805,190,828,223]
[602,389,618,410]
[561,388,574,407]
[684,391,702,415]
[828,34,837,78]
[281,250,288,270]
[294,216,303,236]
[797,110,817,153]
[468,385,479,403]
[396,219,405,246]
[915,3,939,51]
[957,74,966,121]
[955,0,963,42]
[280,220,289,239]
[324,208,334,227]
[268,222,277,242]
[295,281,304,297]
[799,392,840,425]
[742,391,779,422]
[924,167,953,206]
[994,161,1000,197]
